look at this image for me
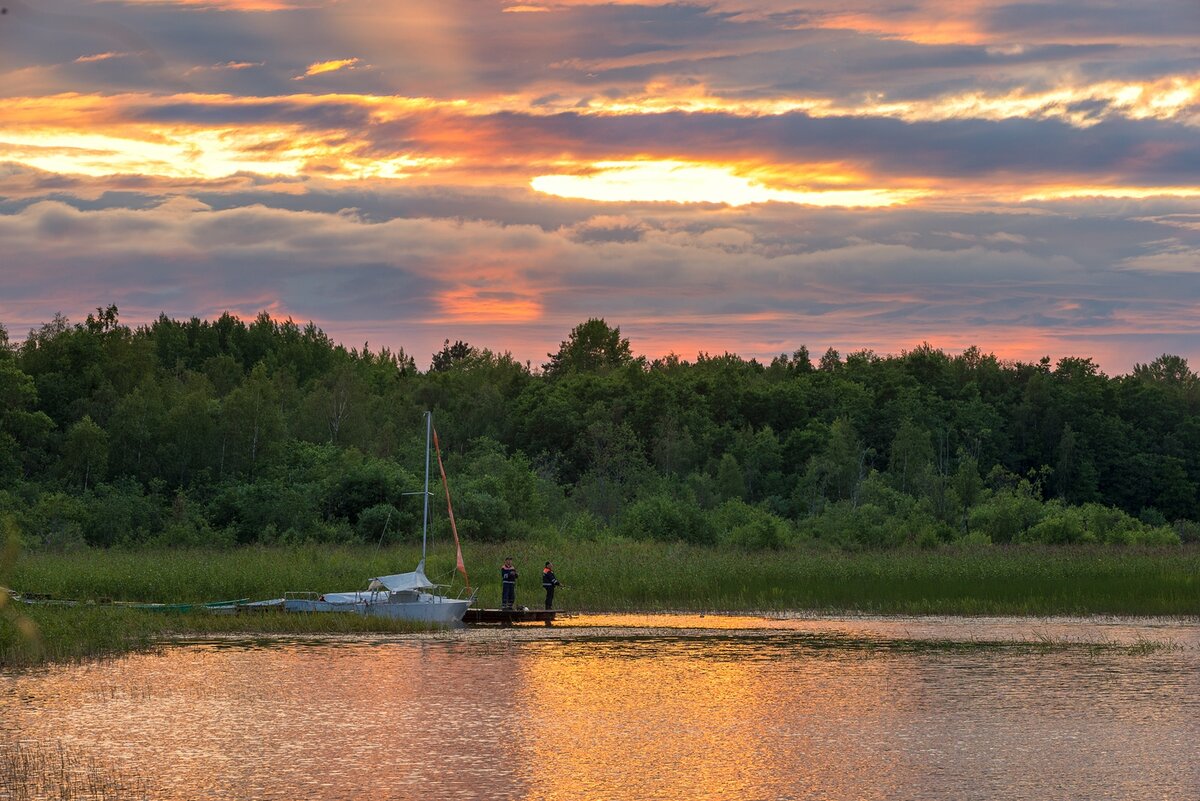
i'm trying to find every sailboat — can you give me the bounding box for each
[280,411,475,625]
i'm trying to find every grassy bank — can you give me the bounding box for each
[3,542,1198,666]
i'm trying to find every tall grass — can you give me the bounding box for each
[0,738,150,800]
[8,541,1198,615]
[475,540,1200,616]
[3,542,1197,666]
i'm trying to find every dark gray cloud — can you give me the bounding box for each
[3,189,1197,370]
[3,0,1194,102]
[364,109,1200,182]
[986,1,1200,41]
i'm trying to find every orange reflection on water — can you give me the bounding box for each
[2,640,529,799]
[513,628,911,801]
[4,617,1199,800]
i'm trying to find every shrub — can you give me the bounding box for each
[969,490,1045,543]
[800,500,922,549]
[1173,519,1200,544]
[356,503,404,545]
[560,510,605,542]
[209,480,321,544]
[727,518,787,550]
[956,531,992,548]
[150,519,234,548]
[1131,526,1181,547]
[712,500,791,550]
[619,494,716,544]
[24,492,88,551]
[83,479,164,547]
[1022,507,1085,544]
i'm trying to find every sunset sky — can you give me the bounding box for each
[1,0,1198,371]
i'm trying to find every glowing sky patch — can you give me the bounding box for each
[437,288,543,322]
[1022,187,1200,201]
[564,76,1200,126]
[298,58,362,79]
[532,161,923,207]
[1,128,315,178]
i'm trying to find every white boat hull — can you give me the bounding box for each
[283,590,471,625]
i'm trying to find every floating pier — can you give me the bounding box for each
[463,608,558,626]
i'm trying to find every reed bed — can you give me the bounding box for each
[8,541,1199,615]
[3,542,1197,666]
[0,738,150,801]
[476,541,1200,616]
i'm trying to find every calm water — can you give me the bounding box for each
[3,614,1199,801]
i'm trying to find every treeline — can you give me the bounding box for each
[1,308,1197,551]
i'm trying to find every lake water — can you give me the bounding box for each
[3,614,1199,800]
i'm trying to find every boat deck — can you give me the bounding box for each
[463,608,558,626]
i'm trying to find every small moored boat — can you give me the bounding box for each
[269,411,475,625]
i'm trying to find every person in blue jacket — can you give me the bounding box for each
[542,562,562,610]
[500,557,518,609]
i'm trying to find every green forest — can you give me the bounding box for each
[2,306,1198,552]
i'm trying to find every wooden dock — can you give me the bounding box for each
[464,608,558,626]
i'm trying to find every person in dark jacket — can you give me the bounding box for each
[500,557,518,609]
[542,561,562,610]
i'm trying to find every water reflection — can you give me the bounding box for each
[516,638,912,801]
[2,615,1198,800]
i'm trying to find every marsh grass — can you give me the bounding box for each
[3,541,1197,666]
[10,542,1199,616]
[0,738,150,801]
[473,540,1200,617]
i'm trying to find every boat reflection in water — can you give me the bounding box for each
[2,615,1198,800]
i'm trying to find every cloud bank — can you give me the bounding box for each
[1,0,1197,370]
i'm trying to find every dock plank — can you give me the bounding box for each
[464,608,558,626]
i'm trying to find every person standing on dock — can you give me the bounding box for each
[501,557,518,609]
[542,562,561,610]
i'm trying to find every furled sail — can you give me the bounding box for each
[368,559,435,592]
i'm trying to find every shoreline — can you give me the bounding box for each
[6,605,1200,669]
[5,542,1198,666]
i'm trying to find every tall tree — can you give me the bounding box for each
[802,418,869,511]
[430,340,477,372]
[63,415,108,490]
[544,319,635,377]
[220,364,283,476]
[0,359,54,484]
[887,419,933,496]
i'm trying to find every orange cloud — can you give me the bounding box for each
[531,160,926,207]
[115,0,315,10]
[0,86,1195,206]
[296,58,362,80]
[436,288,543,323]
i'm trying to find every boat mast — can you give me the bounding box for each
[422,410,431,563]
